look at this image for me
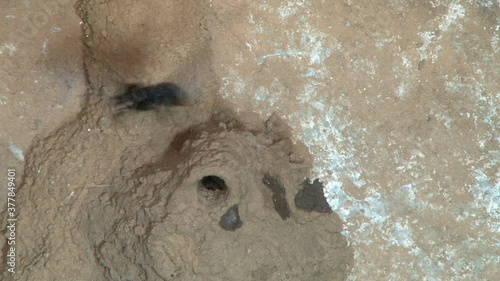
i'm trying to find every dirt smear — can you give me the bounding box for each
[1,1,352,280]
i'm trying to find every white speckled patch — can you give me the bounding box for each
[217,0,499,279]
[9,144,24,161]
[0,43,17,56]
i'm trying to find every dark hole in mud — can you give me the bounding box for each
[200,175,227,191]
[197,175,228,205]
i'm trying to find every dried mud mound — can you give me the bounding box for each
[5,108,352,280]
[1,0,352,280]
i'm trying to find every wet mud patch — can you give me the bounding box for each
[0,1,353,280]
[295,179,333,214]
[262,173,292,220]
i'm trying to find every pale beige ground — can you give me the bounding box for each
[1,0,499,280]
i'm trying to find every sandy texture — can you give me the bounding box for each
[207,1,499,279]
[3,105,350,280]
[1,0,498,280]
[1,1,351,280]
[0,0,84,191]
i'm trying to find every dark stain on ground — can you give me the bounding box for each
[294,179,332,213]
[262,173,291,220]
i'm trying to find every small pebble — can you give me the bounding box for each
[219,204,243,231]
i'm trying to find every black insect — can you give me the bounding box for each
[112,82,187,113]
